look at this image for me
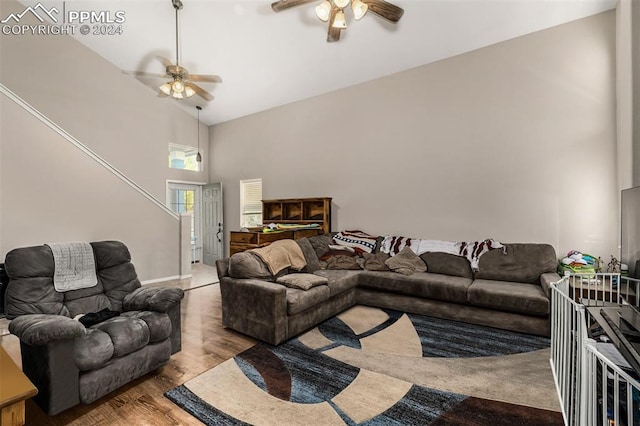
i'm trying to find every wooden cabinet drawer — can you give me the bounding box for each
[230,232,257,244]
[292,229,322,239]
[258,231,293,243]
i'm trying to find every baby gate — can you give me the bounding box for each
[550,273,640,426]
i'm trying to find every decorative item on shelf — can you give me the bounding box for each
[606,255,621,273]
[558,250,598,275]
[271,0,404,42]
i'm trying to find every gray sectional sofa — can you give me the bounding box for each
[217,235,560,345]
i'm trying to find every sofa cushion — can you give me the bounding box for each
[277,273,328,291]
[474,244,557,284]
[120,311,172,343]
[362,252,390,271]
[385,247,427,275]
[358,271,472,304]
[307,235,333,259]
[467,279,549,316]
[313,270,360,297]
[74,328,114,371]
[286,285,331,315]
[420,252,473,279]
[92,316,150,357]
[326,255,362,270]
[228,252,272,280]
[295,238,321,272]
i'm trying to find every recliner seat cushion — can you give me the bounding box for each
[73,328,114,371]
[358,271,472,304]
[92,316,150,357]
[120,311,171,343]
[468,279,549,315]
[64,282,112,318]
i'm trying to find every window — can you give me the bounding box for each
[167,183,202,262]
[169,143,199,171]
[240,178,262,227]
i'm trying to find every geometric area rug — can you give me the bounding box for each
[166,306,564,425]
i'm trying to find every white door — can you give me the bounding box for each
[167,183,202,263]
[202,182,223,266]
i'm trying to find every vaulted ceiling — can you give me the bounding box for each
[30,0,617,125]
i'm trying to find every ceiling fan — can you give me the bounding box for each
[125,0,221,101]
[271,0,404,42]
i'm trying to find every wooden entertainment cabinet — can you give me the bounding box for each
[229,197,331,255]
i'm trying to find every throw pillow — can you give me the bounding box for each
[308,235,334,259]
[320,248,357,261]
[276,273,329,291]
[295,238,320,273]
[385,246,427,275]
[362,252,391,271]
[326,255,362,270]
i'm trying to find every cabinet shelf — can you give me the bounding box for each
[230,197,332,255]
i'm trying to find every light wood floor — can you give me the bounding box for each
[0,278,256,425]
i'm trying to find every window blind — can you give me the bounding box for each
[241,179,262,215]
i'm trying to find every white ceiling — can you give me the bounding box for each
[30,0,616,125]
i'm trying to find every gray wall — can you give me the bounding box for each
[0,0,207,280]
[633,0,640,186]
[210,11,618,259]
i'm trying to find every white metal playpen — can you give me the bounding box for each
[550,273,640,425]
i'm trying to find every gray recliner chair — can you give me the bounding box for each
[4,241,184,415]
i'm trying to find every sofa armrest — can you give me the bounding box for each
[9,314,85,346]
[540,272,562,299]
[122,287,185,313]
[220,277,288,344]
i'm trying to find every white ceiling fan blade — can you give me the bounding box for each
[123,70,167,79]
[187,82,214,102]
[156,55,174,69]
[190,74,223,84]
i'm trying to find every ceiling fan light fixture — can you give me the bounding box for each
[185,85,196,98]
[171,80,185,93]
[159,82,172,95]
[315,1,331,21]
[332,9,347,29]
[352,0,368,20]
[196,105,202,169]
[172,91,184,99]
[334,0,350,9]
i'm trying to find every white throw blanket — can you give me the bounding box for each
[383,237,506,271]
[380,236,415,256]
[46,242,97,292]
[415,239,458,256]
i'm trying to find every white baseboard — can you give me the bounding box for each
[141,275,181,285]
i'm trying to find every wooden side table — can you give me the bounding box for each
[0,347,37,426]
